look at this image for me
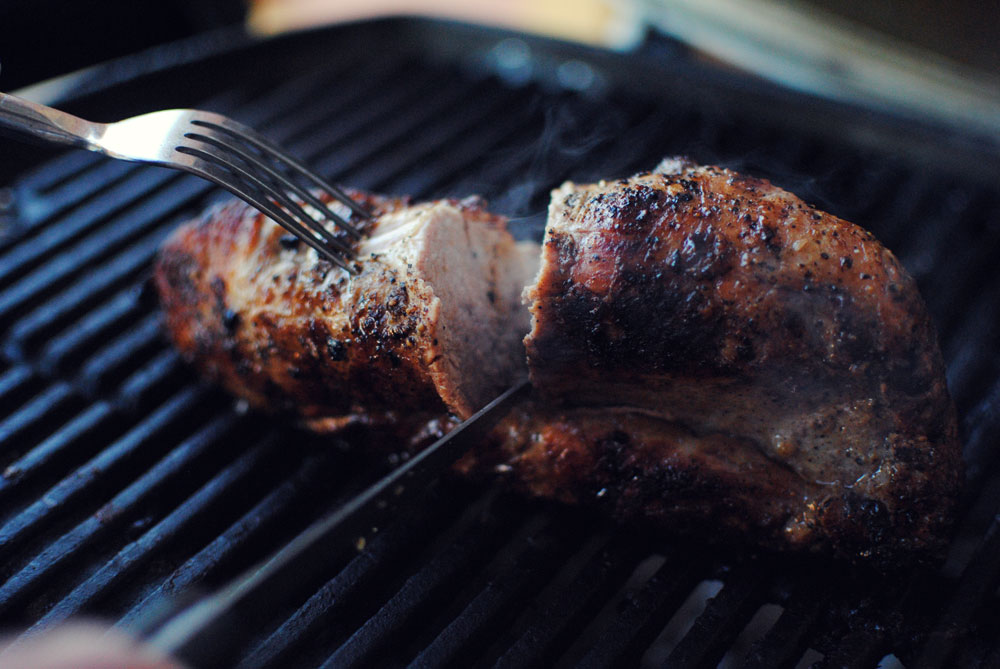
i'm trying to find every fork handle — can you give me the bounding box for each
[0,92,97,149]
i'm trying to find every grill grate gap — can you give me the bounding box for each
[491,530,647,668]
[236,502,438,666]
[296,487,521,669]
[0,410,245,623]
[0,20,997,668]
[0,400,118,509]
[0,166,180,292]
[663,567,770,668]
[404,510,587,668]
[29,429,288,630]
[0,387,219,573]
[738,579,831,669]
[113,445,343,629]
[0,383,84,467]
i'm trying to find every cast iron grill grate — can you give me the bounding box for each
[1,19,999,668]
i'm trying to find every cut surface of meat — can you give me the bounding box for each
[155,190,539,425]
[154,159,961,564]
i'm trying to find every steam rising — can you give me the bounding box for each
[489,101,627,241]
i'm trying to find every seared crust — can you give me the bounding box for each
[155,160,961,565]
[155,190,528,423]
[522,158,962,563]
[457,403,812,544]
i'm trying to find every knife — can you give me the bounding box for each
[133,378,531,667]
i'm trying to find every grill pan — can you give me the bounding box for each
[2,17,1000,668]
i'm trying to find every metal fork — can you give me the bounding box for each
[0,91,368,272]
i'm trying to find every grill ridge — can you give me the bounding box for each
[115,448,337,630]
[664,566,769,668]
[30,431,281,631]
[493,531,646,668]
[0,18,998,668]
[575,551,706,667]
[0,387,214,580]
[0,413,243,615]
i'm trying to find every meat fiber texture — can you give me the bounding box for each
[479,158,960,565]
[155,161,962,566]
[155,189,538,429]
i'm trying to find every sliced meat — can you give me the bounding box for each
[154,159,961,565]
[517,158,961,562]
[154,190,539,425]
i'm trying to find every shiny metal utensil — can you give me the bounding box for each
[0,91,367,271]
[133,378,531,668]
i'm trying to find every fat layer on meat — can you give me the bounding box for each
[512,158,961,563]
[154,160,961,565]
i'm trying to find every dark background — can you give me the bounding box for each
[1,0,997,93]
[0,0,246,91]
[807,0,1000,73]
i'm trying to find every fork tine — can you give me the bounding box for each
[176,140,355,258]
[234,185,356,273]
[177,146,356,273]
[190,118,371,229]
[184,127,365,242]
[257,175,358,257]
[240,192,354,272]
[182,130,356,258]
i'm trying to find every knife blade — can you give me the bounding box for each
[136,377,531,667]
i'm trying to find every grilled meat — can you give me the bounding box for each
[154,190,539,425]
[155,159,961,564]
[513,158,961,562]
[455,403,819,548]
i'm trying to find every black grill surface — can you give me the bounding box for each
[1,19,999,668]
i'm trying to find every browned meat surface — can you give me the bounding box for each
[155,190,539,425]
[455,403,821,548]
[154,159,961,565]
[516,158,961,562]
